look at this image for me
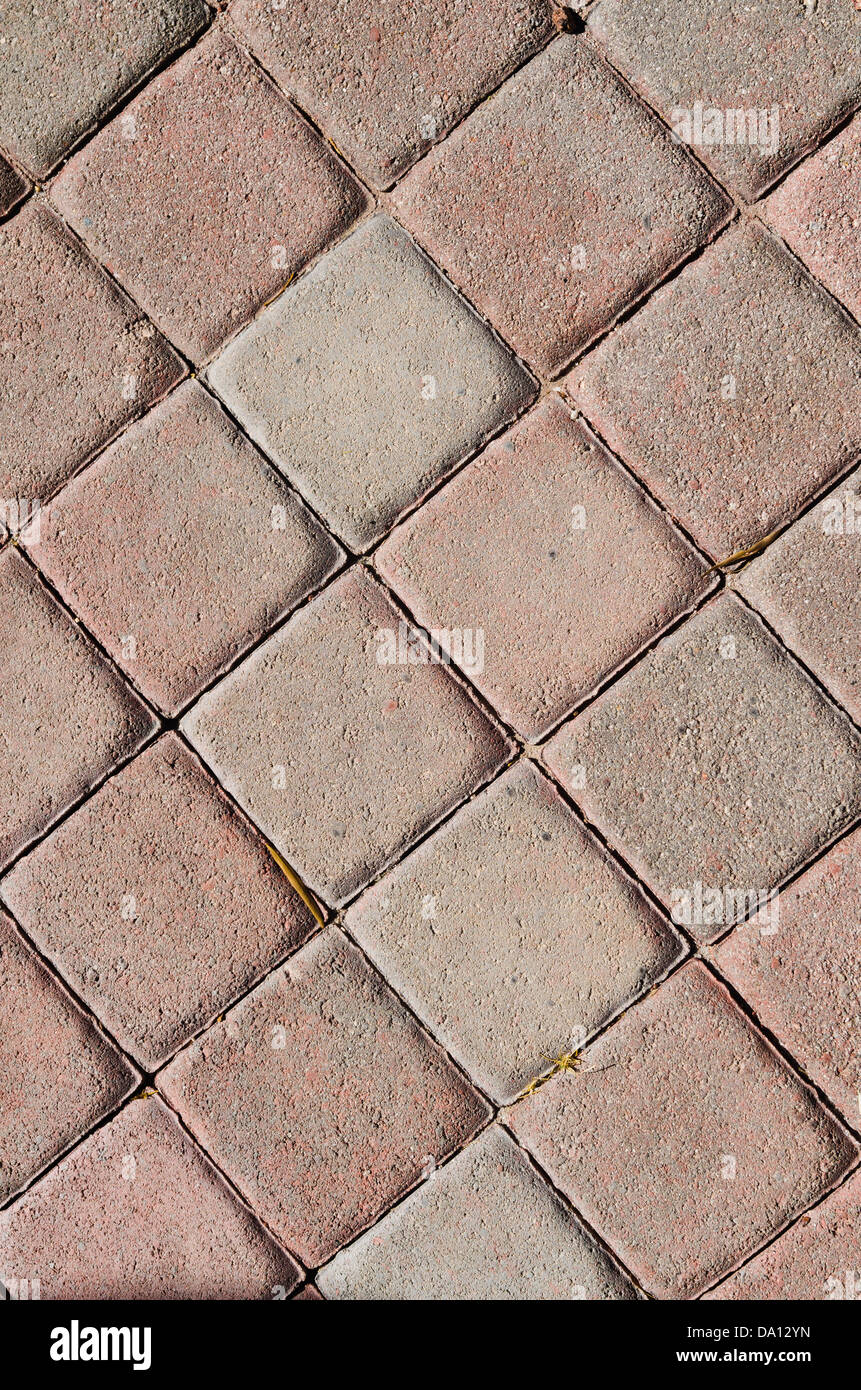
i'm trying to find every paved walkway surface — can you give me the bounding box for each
[1,0,860,1301]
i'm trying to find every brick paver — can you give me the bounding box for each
[318,1125,638,1300]
[182,567,511,907]
[158,929,489,1265]
[346,760,684,1103]
[0,155,27,216]
[706,1170,861,1301]
[207,215,535,550]
[763,119,861,322]
[0,0,209,179]
[0,1096,301,1299]
[0,202,183,504]
[543,595,861,943]
[588,0,861,201]
[377,394,714,738]
[1,735,317,1073]
[735,468,861,724]
[571,220,861,557]
[509,962,859,1299]
[710,827,861,1127]
[33,381,343,715]
[0,549,157,871]
[51,29,367,362]
[0,909,137,1205]
[391,35,731,376]
[228,0,556,187]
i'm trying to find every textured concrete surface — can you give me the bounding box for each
[544,595,861,942]
[571,220,861,557]
[34,381,343,714]
[0,909,137,1205]
[51,29,367,361]
[228,0,556,187]
[377,394,714,738]
[318,1125,638,1300]
[710,826,861,1127]
[1,735,317,1072]
[588,0,861,201]
[159,929,489,1265]
[0,549,157,870]
[509,962,859,1299]
[706,1169,861,1301]
[0,0,209,178]
[0,1096,301,1299]
[2,0,860,1301]
[347,760,683,1103]
[734,468,861,723]
[182,567,511,906]
[392,36,731,376]
[208,215,535,550]
[764,119,861,322]
[0,202,183,502]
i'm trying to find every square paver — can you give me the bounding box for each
[181,567,511,907]
[346,760,684,1103]
[0,0,209,179]
[0,549,157,871]
[318,1125,638,1300]
[570,221,861,556]
[543,594,861,944]
[735,467,861,723]
[509,961,859,1298]
[0,154,28,216]
[207,215,536,551]
[763,117,861,332]
[51,29,368,362]
[228,0,555,187]
[1,734,318,1073]
[33,380,343,715]
[377,394,714,739]
[710,826,861,1127]
[0,909,137,1205]
[706,1169,861,1301]
[158,928,490,1266]
[0,202,183,503]
[0,1096,301,1299]
[588,0,861,202]
[391,35,731,376]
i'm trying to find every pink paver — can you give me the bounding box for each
[158,928,490,1266]
[181,567,511,907]
[0,549,157,871]
[735,467,861,724]
[228,0,555,186]
[0,1096,301,1299]
[763,119,861,322]
[377,394,714,739]
[1,734,318,1073]
[706,1169,861,1301]
[0,155,28,216]
[543,595,861,945]
[34,380,343,715]
[391,35,731,376]
[710,827,861,1127]
[0,909,137,1205]
[0,0,209,179]
[509,961,859,1299]
[346,760,684,1104]
[0,202,183,503]
[588,0,861,201]
[570,220,861,557]
[51,28,368,362]
[318,1125,638,1300]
